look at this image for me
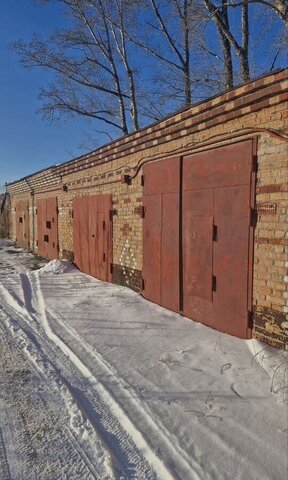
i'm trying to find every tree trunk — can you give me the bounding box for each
[183,0,191,105]
[240,0,250,82]
[218,0,234,88]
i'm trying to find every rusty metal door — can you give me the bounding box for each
[15,201,30,249]
[73,194,112,282]
[182,189,214,324]
[182,140,255,338]
[212,185,251,337]
[142,157,180,312]
[37,197,59,260]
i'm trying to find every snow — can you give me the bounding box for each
[38,259,75,275]
[0,242,287,480]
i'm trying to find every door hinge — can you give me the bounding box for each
[212,224,218,241]
[248,311,253,329]
[250,207,257,227]
[141,278,145,291]
[212,275,217,292]
[252,155,258,172]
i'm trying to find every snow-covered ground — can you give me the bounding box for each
[0,240,287,480]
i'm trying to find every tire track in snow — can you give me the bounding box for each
[31,271,176,480]
[34,271,209,480]
[45,299,208,480]
[0,275,174,479]
[0,428,12,480]
[0,314,108,480]
[0,307,114,480]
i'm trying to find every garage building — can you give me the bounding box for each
[6,69,288,349]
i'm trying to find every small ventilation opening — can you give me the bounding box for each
[19,217,23,223]
[44,234,49,243]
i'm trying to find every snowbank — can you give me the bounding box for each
[38,259,75,275]
[0,239,15,247]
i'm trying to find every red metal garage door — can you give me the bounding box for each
[15,200,30,249]
[142,140,256,339]
[182,140,256,338]
[37,197,59,259]
[142,157,180,312]
[73,195,112,282]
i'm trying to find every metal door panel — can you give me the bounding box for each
[15,201,29,249]
[213,185,250,338]
[37,199,48,258]
[183,215,213,302]
[46,197,58,259]
[79,197,90,275]
[72,198,82,270]
[73,194,111,281]
[143,157,180,195]
[97,212,106,281]
[143,157,180,309]
[161,193,179,312]
[183,140,253,191]
[88,196,98,278]
[182,189,213,323]
[24,203,30,249]
[182,140,254,338]
[37,197,58,260]
[143,194,162,305]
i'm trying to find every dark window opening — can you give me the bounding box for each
[46,221,51,229]
[19,217,23,223]
[44,235,49,243]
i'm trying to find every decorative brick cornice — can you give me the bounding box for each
[54,70,288,176]
[6,68,288,191]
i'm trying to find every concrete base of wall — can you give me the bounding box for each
[253,306,288,350]
[112,264,142,292]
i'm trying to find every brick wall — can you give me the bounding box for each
[7,69,288,349]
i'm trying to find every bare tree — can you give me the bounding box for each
[13,0,143,135]
[202,0,250,82]
[126,0,212,107]
[216,0,234,87]
[12,0,287,141]
[225,0,288,27]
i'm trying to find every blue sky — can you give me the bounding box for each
[0,0,100,186]
[0,1,286,187]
